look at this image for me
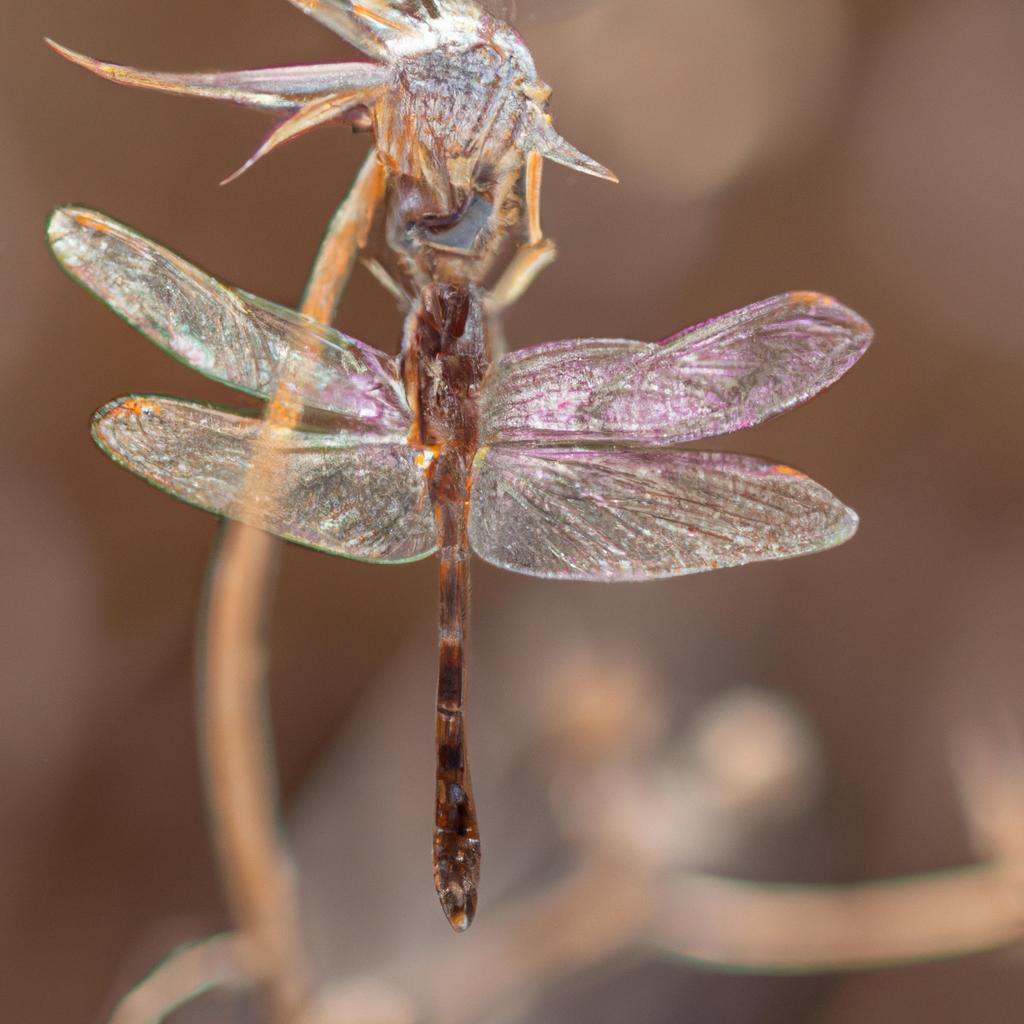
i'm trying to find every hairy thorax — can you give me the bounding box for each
[375,32,543,285]
[402,283,490,452]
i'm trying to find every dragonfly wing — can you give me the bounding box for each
[481,293,872,445]
[47,41,387,109]
[49,208,410,433]
[468,446,857,581]
[93,397,437,563]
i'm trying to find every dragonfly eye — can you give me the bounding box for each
[422,192,494,253]
[395,175,464,230]
[418,200,471,232]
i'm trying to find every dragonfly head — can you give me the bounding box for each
[376,20,615,276]
[376,35,529,262]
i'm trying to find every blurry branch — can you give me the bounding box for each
[651,712,1024,972]
[107,935,248,1024]
[388,857,652,1024]
[296,686,1024,1024]
[657,862,1024,973]
[112,153,384,1024]
[319,863,1024,1024]
[200,524,307,1015]
[112,600,1024,1023]
[952,716,1024,863]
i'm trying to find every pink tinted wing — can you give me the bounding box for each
[468,446,857,581]
[93,397,436,563]
[480,293,872,446]
[49,208,410,434]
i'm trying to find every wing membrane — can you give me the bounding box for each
[469,446,857,581]
[481,293,872,446]
[93,397,436,563]
[49,208,409,434]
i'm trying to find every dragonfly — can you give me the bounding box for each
[49,0,873,932]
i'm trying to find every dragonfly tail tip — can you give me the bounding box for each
[441,895,476,933]
[434,835,480,933]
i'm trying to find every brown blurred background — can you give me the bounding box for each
[4,1,1024,1021]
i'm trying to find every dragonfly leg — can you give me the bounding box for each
[361,256,412,309]
[486,238,558,314]
[525,149,545,247]
[487,151,557,314]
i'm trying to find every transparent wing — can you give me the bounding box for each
[468,446,857,581]
[46,41,387,110]
[49,208,410,434]
[481,293,872,446]
[93,397,437,563]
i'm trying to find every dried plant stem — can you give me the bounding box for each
[200,525,305,1017]
[108,934,249,1024]
[197,151,384,1023]
[396,857,652,1024]
[332,717,1024,1019]
[658,862,1024,972]
[302,152,385,324]
[323,858,1024,1024]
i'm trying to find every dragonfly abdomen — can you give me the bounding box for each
[432,446,480,932]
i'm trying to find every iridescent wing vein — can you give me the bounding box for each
[468,447,857,581]
[55,207,869,580]
[50,208,409,433]
[94,397,435,563]
[480,292,872,446]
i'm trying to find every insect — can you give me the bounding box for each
[49,0,873,931]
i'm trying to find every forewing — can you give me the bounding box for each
[93,397,436,563]
[47,41,387,109]
[469,446,857,581]
[481,293,872,445]
[49,208,410,434]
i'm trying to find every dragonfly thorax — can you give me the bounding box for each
[402,283,490,451]
[377,30,548,282]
